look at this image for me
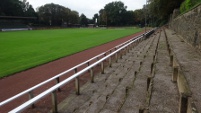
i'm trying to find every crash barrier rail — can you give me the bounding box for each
[2,29,155,113]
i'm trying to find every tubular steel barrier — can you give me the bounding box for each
[0,29,155,113]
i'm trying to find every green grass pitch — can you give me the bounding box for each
[0,28,141,78]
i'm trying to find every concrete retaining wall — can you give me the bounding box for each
[169,4,201,50]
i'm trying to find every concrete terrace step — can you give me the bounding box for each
[119,30,161,113]
[149,30,179,112]
[57,29,184,113]
[166,28,201,112]
[58,33,156,113]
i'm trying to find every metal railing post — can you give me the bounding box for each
[115,53,118,63]
[127,45,130,52]
[51,90,57,113]
[120,51,123,59]
[55,78,61,92]
[125,48,127,55]
[28,91,35,108]
[87,62,90,73]
[101,62,104,74]
[110,50,112,53]
[75,77,80,95]
[74,68,80,95]
[90,68,94,83]
[109,57,112,67]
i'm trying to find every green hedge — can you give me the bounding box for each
[180,0,201,13]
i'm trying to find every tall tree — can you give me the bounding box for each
[92,13,99,25]
[0,0,23,16]
[148,0,184,25]
[98,1,137,26]
[79,14,88,26]
[103,1,127,26]
[133,9,145,26]
[37,3,79,26]
[99,9,107,25]
[0,0,37,17]
[122,10,135,26]
[20,0,36,17]
[68,11,79,24]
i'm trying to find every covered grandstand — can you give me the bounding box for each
[0,16,37,31]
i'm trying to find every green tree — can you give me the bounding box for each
[79,14,88,26]
[21,0,37,17]
[133,9,145,26]
[37,3,79,26]
[180,0,201,13]
[98,1,137,26]
[68,11,79,24]
[122,11,135,26]
[148,0,184,26]
[103,1,127,26]
[92,13,99,25]
[0,0,37,17]
[99,9,107,25]
[0,0,24,16]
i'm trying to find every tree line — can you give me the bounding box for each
[145,0,201,26]
[37,3,79,26]
[0,0,37,17]
[0,0,145,27]
[1,0,197,27]
[146,0,184,26]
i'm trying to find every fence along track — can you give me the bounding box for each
[1,29,155,113]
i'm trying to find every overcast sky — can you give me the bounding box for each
[27,0,145,19]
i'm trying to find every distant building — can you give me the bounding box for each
[88,24,95,28]
[0,16,36,31]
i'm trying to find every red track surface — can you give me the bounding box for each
[0,31,144,113]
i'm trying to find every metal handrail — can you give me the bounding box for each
[0,31,147,107]
[6,29,155,113]
[0,49,106,106]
